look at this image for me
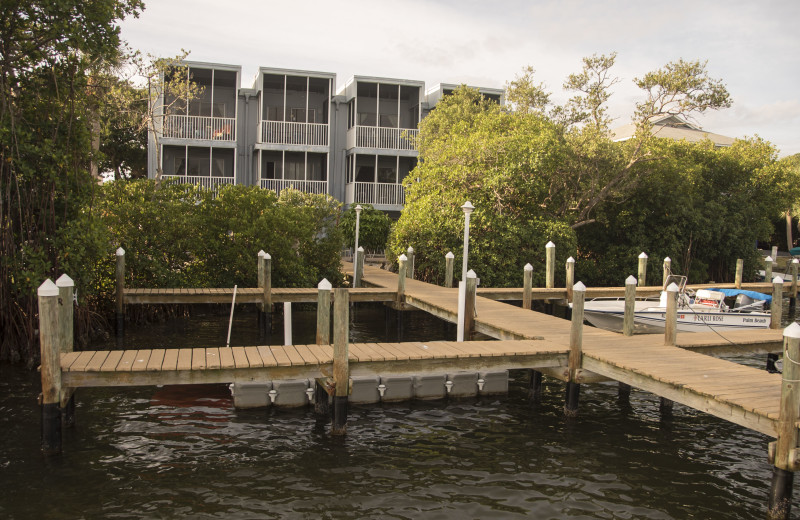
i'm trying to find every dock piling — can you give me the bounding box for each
[38,279,62,455]
[354,246,364,288]
[397,254,407,304]
[566,257,575,303]
[56,275,75,427]
[565,281,585,417]
[523,263,533,310]
[766,256,774,282]
[444,252,454,288]
[262,253,273,340]
[316,279,332,345]
[623,275,637,337]
[791,259,798,305]
[664,282,678,346]
[771,276,783,330]
[406,246,415,279]
[663,257,671,287]
[115,247,125,341]
[735,258,743,289]
[465,270,477,340]
[332,288,350,435]
[767,323,800,519]
[545,242,555,290]
[637,252,648,287]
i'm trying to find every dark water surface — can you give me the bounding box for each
[0,304,792,519]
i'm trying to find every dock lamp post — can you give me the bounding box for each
[461,201,474,283]
[353,205,362,287]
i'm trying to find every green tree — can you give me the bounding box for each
[0,0,143,363]
[340,204,392,252]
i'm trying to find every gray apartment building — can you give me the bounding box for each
[148,61,503,214]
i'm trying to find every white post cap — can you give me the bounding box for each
[407,246,414,253]
[666,282,679,292]
[546,241,555,248]
[639,252,648,259]
[773,276,785,283]
[626,275,638,285]
[355,204,363,212]
[573,281,586,292]
[399,254,408,261]
[784,322,800,339]
[467,269,477,279]
[524,263,533,271]
[318,278,332,290]
[445,251,454,259]
[258,250,266,257]
[664,256,671,262]
[357,246,364,252]
[461,201,474,213]
[766,256,773,262]
[263,253,271,260]
[793,259,799,264]
[566,256,575,263]
[56,274,74,287]
[38,279,59,297]
[116,247,125,256]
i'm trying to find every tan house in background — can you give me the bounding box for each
[610,114,735,147]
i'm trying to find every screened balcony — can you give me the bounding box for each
[344,154,415,208]
[259,150,328,195]
[258,73,331,147]
[346,82,420,151]
[162,145,235,190]
[162,67,237,142]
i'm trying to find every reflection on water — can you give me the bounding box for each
[0,302,790,519]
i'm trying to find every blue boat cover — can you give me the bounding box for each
[790,246,800,256]
[716,288,772,303]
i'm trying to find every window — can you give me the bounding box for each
[290,108,316,123]
[187,147,210,176]
[211,148,234,177]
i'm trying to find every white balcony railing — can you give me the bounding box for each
[260,179,328,195]
[259,121,329,147]
[345,182,405,206]
[163,175,235,191]
[346,126,418,151]
[163,115,236,141]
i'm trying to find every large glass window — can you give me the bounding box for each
[212,148,234,177]
[377,156,396,183]
[261,151,283,179]
[187,147,210,176]
[284,152,305,180]
[355,155,375,182]
[163,145,186,175]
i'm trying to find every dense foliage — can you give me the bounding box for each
[391,58,798,287]
[340,204,392,253]
[100,182,344,290]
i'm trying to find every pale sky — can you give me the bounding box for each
[119,0,800,156]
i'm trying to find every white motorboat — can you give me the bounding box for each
[582,276,772,333]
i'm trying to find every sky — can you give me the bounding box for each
[119,0,800,156]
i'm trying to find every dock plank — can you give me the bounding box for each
[61,352,82,371]
[100,350,124,372]
[256,345,278,367]
[146,350,166,371]
[219,347,236,369]
[162,349,179,371]
[85,351,110,372]
[244,346,264,368]
[231,347,250,369]
[131,350,152,372]
[191,348,206,371]
[205,348,221,370]
[176,349,193,371]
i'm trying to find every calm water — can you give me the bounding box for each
[0,303,794,519]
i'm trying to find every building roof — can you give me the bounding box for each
[610,115,735,147]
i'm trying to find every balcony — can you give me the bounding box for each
[163,115,236,141]
[260,179,328,195]
[346,126,418,151]
[346,182,405,207]
[163,175,235,191]
[258,121,329,147]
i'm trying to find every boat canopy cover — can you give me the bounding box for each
[716,288,772,303]
[789,246,800,256]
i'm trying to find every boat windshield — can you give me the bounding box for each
[663,274,687,291]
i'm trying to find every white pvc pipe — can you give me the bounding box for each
[456,281,466,342]
[226,285,238,347]
[284,302,292,346]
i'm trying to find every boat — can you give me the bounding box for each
[582,275,772,333]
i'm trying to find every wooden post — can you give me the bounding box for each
[662,257,671,287]
[623,275,637,337]
[316,279,332,345]
[637,252,648,287]
[464,270,477,340]
[766,256,774,282]
[115,247,125,340]
[257,250,265,334]
[792,259,798,302]
[523,263,533,310]
[38,279,62,455]
[773,245,779,260]
[397,254,407,304]
[565,281,585,417]
[545,241,555,290]
[735,258,744,289]
[406,246,414,279]
[767,323,800,519]
[332,288,350,435]
[354,246,364,288]
[565,257,575,303]
[263,253,272,339]
[444,252,454,288]
[771,276,784,330]
[283,302,292,346]
[664,282,678,346]
[55,274,75,427]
